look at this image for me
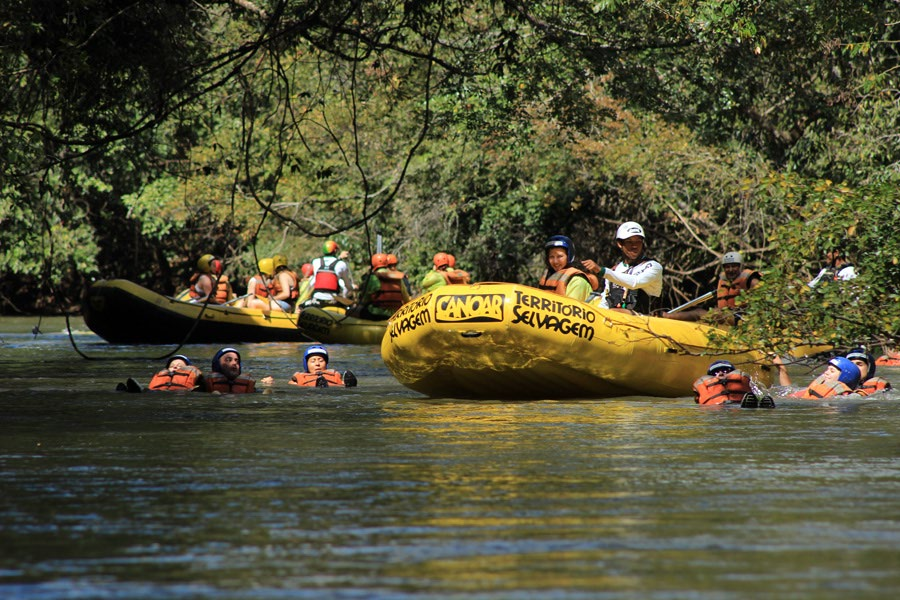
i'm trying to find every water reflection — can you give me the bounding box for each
[1,317,900,598]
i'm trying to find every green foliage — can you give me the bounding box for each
[713,177,900,353]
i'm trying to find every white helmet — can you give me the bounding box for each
[722,251,743,265]
[616,221,645,240]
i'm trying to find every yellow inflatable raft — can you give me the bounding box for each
[381,283,774,400]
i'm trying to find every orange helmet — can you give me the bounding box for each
[323,240,340,255]
[433,252,451,269]
[371,253,390,269]
[300,263,314,278]
[447,254,457,268]
[386,253,398,266]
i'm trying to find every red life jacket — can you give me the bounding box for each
[796,375,853,399]
[692,370,754,405]
[538,267,600,297]
[290,370,345,387]
[312,257,341,293]
[854,377,892,396]
[188,273,232,304]
[875,355,900,367]
[148,366,202,391]
[203,372,256,394]
[370,271,405,312]
[716,269,757,309]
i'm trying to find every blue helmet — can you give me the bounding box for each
[212,347,241,375]
[707,360,735,376]
[828,356,860,389]
[166,354,192,369]
[303,345,329,371]
[845,347,875,379]
[545,235,575,265]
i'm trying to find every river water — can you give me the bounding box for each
[1,316,899,599]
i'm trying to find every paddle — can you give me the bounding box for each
[666,291,715,315]
[222,293,253,306]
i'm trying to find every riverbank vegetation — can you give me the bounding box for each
[2,1,898,352]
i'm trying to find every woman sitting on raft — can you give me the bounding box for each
[537,235,599,301]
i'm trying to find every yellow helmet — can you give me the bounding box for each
[258,257,275,276]
[197,254,217,274]
[272,254,288,270]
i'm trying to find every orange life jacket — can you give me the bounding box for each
[854,377,892,397]
[447,269,470,284]
[538,267,600,297]
[148,366,202,391]
[369,271,406,312]
[290,370,345,387]
[796,375,853,399]
[247,274,271,298]
[202,372,256,394]
[692,370,754,405]
[716,269,757,309]
[188,273,232,304]
[875,355,900,367]
[312,257,341,293]
[277,269,299,300]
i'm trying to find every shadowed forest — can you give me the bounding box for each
[2,1,899,353]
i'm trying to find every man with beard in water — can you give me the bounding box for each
[202,347,256,394]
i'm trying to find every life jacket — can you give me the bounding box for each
[148,366,202,391]
[247,274,270,299]
[421,269,453,293]
[277,269,299,300]
[312,256,341,293]
[854,377,892,397]
[606,257,659,314]
[538,267,600,297]
[692,370,754,405]
[290,370,345,387]
[202,372,256,394]
[188,273,232,304]
[716,269,757,309]
[875,355,900,367]
[369,270,406,312]
[447,269,470,284]
[796,375,853,399]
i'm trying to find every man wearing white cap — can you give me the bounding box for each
[581,221,663,315]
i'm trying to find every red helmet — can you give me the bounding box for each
[447,254,457,268]
[386,253,398,266]
[300,263,314,278]
[323,240,340,255]
[371,253,389,269]
[433,252,451,269]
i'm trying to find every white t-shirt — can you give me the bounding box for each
[808,265,856,287]
[599,259,664,310]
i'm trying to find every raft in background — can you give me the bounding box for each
[84,279,388,345]
[381,283,775,400]
[296,305,388,345]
